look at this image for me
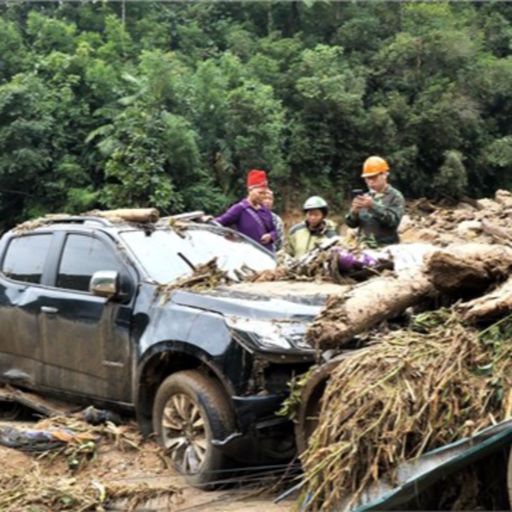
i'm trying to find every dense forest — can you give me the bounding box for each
[1,1,512,229]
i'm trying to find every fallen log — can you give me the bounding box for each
[458,275,512,322]
[425,243,512,295]
[308,244,512,351]
[88,208,160,223]
[307,271,435,350]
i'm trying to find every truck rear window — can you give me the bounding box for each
[1,234,52,284]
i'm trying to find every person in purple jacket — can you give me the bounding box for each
[216,169,277,252]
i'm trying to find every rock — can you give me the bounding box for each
[476,198,501,211]
[414,228,440,243]
[494,189,512,208]
[398,214,414,234]
[456,220,482,237]
[456,201,477,212]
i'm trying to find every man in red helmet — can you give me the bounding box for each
[216,169,277,252]
[345,156,405,247]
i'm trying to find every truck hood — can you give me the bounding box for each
[163,281,352,355]
[170,280,350,321]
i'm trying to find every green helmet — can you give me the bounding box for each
[303,195,328,214]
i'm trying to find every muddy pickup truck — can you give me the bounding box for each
[0,213,343,486]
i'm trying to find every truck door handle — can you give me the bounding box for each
[41,306,58,314]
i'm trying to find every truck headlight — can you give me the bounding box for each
[225,316,313,352]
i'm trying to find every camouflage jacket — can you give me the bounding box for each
[345,185,405,247]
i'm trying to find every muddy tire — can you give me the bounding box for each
[295,376,327,455]
[294,357,347,454]
[0,401,22,421]
[152,370,235,488]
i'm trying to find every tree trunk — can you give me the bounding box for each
[308,244,512,351]
[425,243,512,295]
[90,208,160,223]
[307,271,434,350]
[458,276,512,322]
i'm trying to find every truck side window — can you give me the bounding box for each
[1,235,52,284]
[57,234,122,292]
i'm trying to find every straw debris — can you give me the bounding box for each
[12,214,72,233]
[157,257,234,302]
[0,467,178,511]
[300,309,512,511]
[0,413,179,511]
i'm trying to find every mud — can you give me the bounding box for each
[0,416,292,511]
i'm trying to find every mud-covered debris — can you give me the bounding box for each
[251,238,370,285]
[300,309,512,511]
[165,216,190,236]
[32,414,144,465]
[0,409,179,512]
[458,274,512,322]
[0,468,179,512]
[12,208,160,234]
[401,189,512,246]
[307,269,434,350]
[0,384,71,417]
[425,243,512,295]
[0,425,96,452]
[81,406,122,426]
[157,257,234,301]
[307,243,512,351]
[12,214,71,234]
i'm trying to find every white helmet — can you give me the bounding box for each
[303,196,328,214]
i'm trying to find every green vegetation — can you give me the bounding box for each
[1,1,512,229]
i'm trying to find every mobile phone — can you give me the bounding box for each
[351,188,364,199]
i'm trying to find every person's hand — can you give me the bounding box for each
[351,195,373,213]
[260,233,272,245]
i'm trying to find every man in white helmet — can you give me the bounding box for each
[288,196,337,258]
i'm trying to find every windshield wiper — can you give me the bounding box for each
[177,252,196,271]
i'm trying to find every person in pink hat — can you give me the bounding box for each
[216,169,277,252]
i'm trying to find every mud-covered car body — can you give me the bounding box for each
[0,215,326,477]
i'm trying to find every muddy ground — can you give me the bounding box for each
[0,411,293,511]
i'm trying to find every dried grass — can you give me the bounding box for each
[300,309,512,511]
[0,415,178,511]
[0,467,178,511]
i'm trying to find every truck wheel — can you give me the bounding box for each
[0,401,22,421]
[152,370,235,487]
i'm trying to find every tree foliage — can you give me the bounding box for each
[0,1,511,228]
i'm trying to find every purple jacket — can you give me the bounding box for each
[216,199,277,252]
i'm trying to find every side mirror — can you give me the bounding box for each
[90,270,119,298]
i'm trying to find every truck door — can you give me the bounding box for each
[39,233,133,403]
[0,233,54,388]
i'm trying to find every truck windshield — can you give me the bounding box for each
[120,226,276,284]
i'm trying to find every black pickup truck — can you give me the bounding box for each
[0,213,333,485]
